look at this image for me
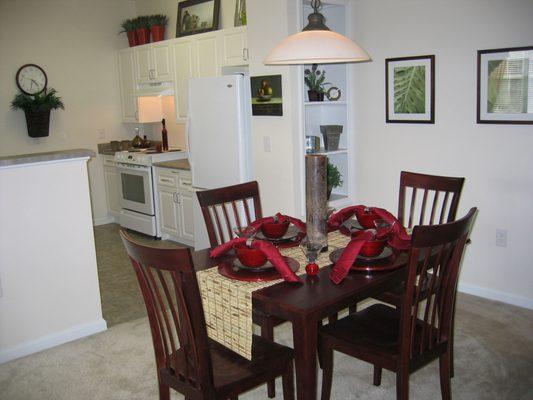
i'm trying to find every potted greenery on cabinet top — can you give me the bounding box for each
[149,14,168,42]
[120,18,138,47]
[11,88,64,138]
[304,64,330,101]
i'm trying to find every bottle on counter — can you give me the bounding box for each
[142,135,150,148]
[132,128,143,148]
[161,118,168,151]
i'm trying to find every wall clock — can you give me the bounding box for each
[16,64,48,95]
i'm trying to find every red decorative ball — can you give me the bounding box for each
[305,263,319,276]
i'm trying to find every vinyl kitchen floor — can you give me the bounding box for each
[94,223,188,327]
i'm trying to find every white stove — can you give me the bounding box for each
[114,148,188,237]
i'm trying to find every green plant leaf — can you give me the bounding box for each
[393,65,426,114]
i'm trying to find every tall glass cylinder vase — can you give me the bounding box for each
[305,155,328,252]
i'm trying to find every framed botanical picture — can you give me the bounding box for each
[386,55,435,124]
[250,75,283,116]
[477,46,533,124]
[176,0,220,37]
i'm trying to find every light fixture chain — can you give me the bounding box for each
[311,0,322,13]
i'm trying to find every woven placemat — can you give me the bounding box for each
[197,231,350,360]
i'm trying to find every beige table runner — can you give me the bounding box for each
[197,231,351,360]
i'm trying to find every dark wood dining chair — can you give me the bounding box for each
[372,171,465,376]
[196,180,285,398]
[319,208,477,400]
[120,230,295,400]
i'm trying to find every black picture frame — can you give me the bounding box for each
[385,55,435,124]
[477,46,533,125]
[250,75,283,116]
[176,0,220,38]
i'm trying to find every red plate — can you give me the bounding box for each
[329,247,399,272]
[218,256,300,282]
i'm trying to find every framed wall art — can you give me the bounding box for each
[477,46,533,124]
[250,75,283,116]
[176,0,220,37]
[386,55,435,124]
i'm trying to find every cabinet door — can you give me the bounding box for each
[153,42,173,81]
[178,190,195,242]
[135,45,153,83]
[196,34,219,77]
[117,49,138,123]
[221,27,248,66]
[158,187,180,237]
[172,40,195,120]
[103,162,121,217]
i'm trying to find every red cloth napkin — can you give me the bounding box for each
[327,205,410,251]
[209,237,302,283]
[246,213,307,234]
[330,230,374,284]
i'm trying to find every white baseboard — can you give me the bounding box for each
[458,283,533,310]
[0,318,107,364]
[93,216,115,226]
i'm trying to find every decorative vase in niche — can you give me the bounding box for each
[305,154,328,250]
[234,0,247,26]
[308,90,324,102]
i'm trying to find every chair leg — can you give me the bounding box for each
[396,370,409,400]
[349,304,357,314]
[439,351,452,400]
[260,319,276,398]
[158,379,170,400]
[320,344,334,400]
[282,361,295,400]
[328,314,338,324]
[373,365,382,386]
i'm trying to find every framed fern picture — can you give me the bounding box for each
[477,46,533,124]
[386,55,435,123]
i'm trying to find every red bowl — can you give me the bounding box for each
[261,220,290,239]
[234,244,267,267]
[360,238,387,257]
[354,209,380,229]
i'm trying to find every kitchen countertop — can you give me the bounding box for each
[153,159,191,170]
[0,149,95,168]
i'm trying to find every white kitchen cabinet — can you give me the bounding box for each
[220,26,249,67]
[135,42,173,83]
[117,48,138,123]
[155,167,194,246]
[171,39,195,121]
[196,33,219,77]
[102,156,121,219]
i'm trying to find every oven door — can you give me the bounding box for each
[117,163,155,215]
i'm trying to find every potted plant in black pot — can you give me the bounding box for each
[11,88,64,138]
[327,160,343,200]
[149,14,168,42]
[304,64,329,101]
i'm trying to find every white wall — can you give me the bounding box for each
[0,159,106,363]
[0,0,136,224]
[351,0,533,308]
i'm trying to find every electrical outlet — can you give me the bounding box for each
[97,128,106,140]
[263,136,272,152]
[495,229,507,247]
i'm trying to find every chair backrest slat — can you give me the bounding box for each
[196,181,263,247]
[399,208,476,363]
[398,171,465,228]
[121,231,215,397]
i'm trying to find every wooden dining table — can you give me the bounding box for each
[192,248,409,400]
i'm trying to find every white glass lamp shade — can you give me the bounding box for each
[264,30,371,65]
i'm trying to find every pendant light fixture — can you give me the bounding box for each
[264,0,370,65]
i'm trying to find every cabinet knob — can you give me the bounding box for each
[243,48,249,61]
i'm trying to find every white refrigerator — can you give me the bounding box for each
[186,74,252,249]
